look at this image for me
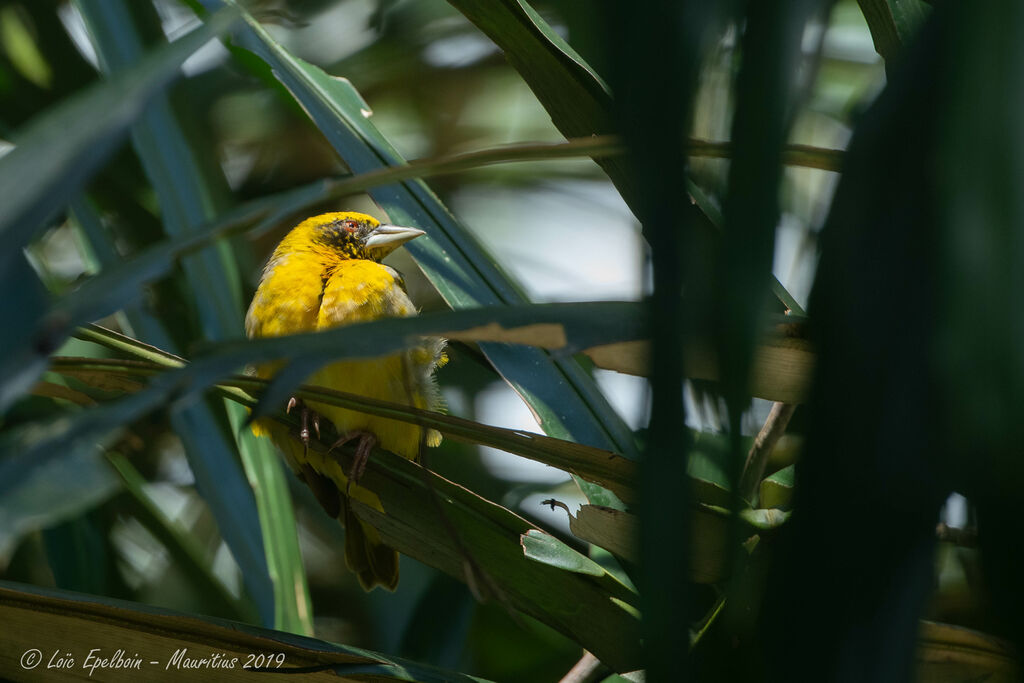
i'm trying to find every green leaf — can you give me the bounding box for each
[0,254,51,413]
[856,0,930,63]
[225,403,312,634]
[738,507,790,530]
[686,179,806,316]
[0,6,53,88]
[42,514,114,595]
[0,1,227,413]
[348,444,641,670]
[688,431,757,507]
[759,464,795,510]
[698,504,790,531]
[75,0,243,334]
[520,529,608,577]
[0,427,121,559]
[399,574,475,670]
[688,432,731,487]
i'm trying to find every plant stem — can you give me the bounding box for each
[739,402,797,504]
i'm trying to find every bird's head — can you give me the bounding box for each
[294,211,426,262]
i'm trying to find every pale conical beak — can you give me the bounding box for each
[363,224,426,258]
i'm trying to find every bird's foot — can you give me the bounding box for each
[287,397,321,449]
[328,430,377,491]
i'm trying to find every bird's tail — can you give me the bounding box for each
[343,499,399,591]
[298,457,399,591]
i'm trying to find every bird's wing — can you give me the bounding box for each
[317,260,417,327]
[319,259,447,445]
[317,260,415,327]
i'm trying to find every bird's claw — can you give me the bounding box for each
[288,397,321,450]
[328,430,377,492]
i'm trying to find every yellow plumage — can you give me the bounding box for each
[245,211,446,590]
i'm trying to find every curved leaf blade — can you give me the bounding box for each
[48,354,639,505]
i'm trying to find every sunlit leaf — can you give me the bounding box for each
[584,331,814,404]
[568,505,638,564]
[759,464,795,510]
[520,529,608,577]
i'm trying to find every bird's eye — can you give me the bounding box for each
[342,219,359,233]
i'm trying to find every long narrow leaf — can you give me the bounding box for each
[47,354,638,505]
[0,580,491,681]
[856,0,930,63]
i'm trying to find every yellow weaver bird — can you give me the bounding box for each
[245,211,446,591]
